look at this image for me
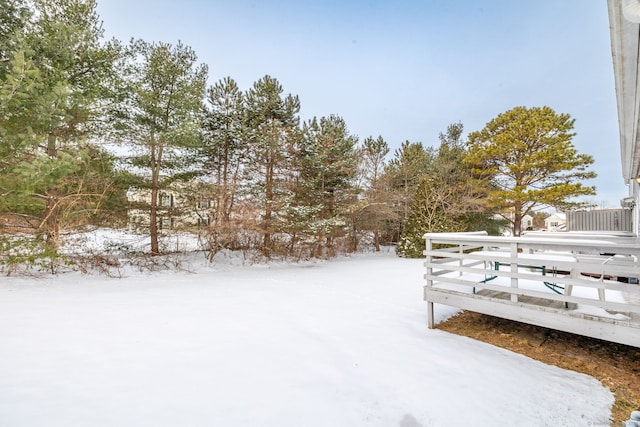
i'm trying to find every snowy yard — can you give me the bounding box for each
[0,252,613,426]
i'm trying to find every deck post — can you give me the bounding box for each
[425,235,435,328]
[510,241,519,303]
[427,301,435,328]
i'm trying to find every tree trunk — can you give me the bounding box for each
[150,186,159,255]
[351,222,358,253]
[513,205,522,237]
[43,191,61,254]
[150,141,161,255]
[43,134,60,254]
[374,229,380,252]
[263,151,274,258]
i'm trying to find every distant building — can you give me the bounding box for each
[126,183,212,233]
[544,212,566,231]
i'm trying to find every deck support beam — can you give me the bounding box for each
[425,289,640,347]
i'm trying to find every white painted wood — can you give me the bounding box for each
[425,288,640,347]
[427,300,434,329]
[423,232,640,347]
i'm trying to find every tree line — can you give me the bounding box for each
[0,0,596,269]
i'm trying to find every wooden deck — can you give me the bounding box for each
[423,232,640,348]
[475,289,578,310]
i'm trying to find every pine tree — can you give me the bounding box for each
[0,0,121,257]
[466,106,596,236]
[244,75,300,257]
[396,122,504,257]
[201,76,247,256]
[290,115,358,257]
[0,0,30,81]
[114,40,207,254]
[383,141,434,242]
[396,175,458,257]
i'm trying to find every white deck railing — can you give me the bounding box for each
[423,231,640,347]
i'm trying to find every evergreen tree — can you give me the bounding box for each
[291,115,358,257]
[383,141,434,241]
[114,40,207,254]
[466,106,596,236]
[0,0,120,255]
[396,174,457,257]
[201,76,247,256]
[359,136,389,187]
[432,122,499,232]
[396,122,503,257]
[433,122,465,183]
[0,0,30,80]
[244,75,300,257]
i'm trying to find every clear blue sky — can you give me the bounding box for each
[97,0,625,207]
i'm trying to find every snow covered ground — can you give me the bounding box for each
[0,251,613,426]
